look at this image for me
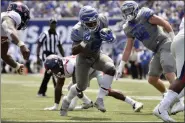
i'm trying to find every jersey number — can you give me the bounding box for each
[132,24,150,41]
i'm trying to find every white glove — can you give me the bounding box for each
[44,103,58,111]
[115,61,125,80]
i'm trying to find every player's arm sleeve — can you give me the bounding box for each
[140,7,154,22]
[71,28,82,43]
[71,28,85,55]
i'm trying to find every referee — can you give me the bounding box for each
[37,18,64,97]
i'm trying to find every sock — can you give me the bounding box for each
[159,90,178,111]
[125,96,136,106]
[97,87,108,99]
[69,96,78,109]
[66,84,78,102]
[80,94,91,104]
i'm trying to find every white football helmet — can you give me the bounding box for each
[120,1,139,22]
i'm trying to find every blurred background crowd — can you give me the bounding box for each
[1,0,184,80]
[2,0,184,32]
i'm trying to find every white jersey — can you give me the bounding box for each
[1,11,21,41]
[171,17,184,78]
[178,17,184,36]
[61,55,95,78]
[62,56,76,78]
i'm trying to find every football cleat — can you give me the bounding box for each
[71,101,94,111]
[81,101,94,109]
[94,98,106,112]
[133,102,143,112]
[153,104,176,122]
[170,100,184,115]
[60,96,70,116]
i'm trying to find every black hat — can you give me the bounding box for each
[49,18,57,24]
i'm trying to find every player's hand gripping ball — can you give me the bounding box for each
[100,28,116,43]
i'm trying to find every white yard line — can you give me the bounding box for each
[1,120,163,122]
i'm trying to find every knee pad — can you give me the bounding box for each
[105,66,116,76]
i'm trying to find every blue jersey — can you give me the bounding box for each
[71,14,108,56]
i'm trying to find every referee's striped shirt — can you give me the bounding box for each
[38,29,60,61]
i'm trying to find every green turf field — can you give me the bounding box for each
[1,74,184,122]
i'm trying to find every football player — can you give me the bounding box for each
[1,2,30,74]
[116,1,184,112]
[153,17,184,122]
[60,5,140,116]
[44,54,143,113]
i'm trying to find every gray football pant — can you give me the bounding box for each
[75,53,115,91]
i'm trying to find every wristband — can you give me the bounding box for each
[80,41,87,48]
[17,41,25,47]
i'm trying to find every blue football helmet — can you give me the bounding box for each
[79,6,100,31]
[120,1,139,22]
[44,55,64,78]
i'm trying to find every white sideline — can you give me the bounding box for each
[1,120,163,122]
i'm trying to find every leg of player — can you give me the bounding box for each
[60,58,90,116]
[60,84,79,116]
[92,54,116,112]
[68,92,93,110]
[95,72,114,112]
[148,76,167,93]
[67,79,93,111]
[108,89,143,112]
[44,78,65,110]
[153,78,185,122]
[153,33,184,122]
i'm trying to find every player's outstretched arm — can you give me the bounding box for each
[148,15,175,40]
[116,38,134,79]
[2,16,30,60]
[55,78,65,104]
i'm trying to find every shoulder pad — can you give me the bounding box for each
[6,11,21,29]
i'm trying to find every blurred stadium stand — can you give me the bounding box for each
[1,0,184,78]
